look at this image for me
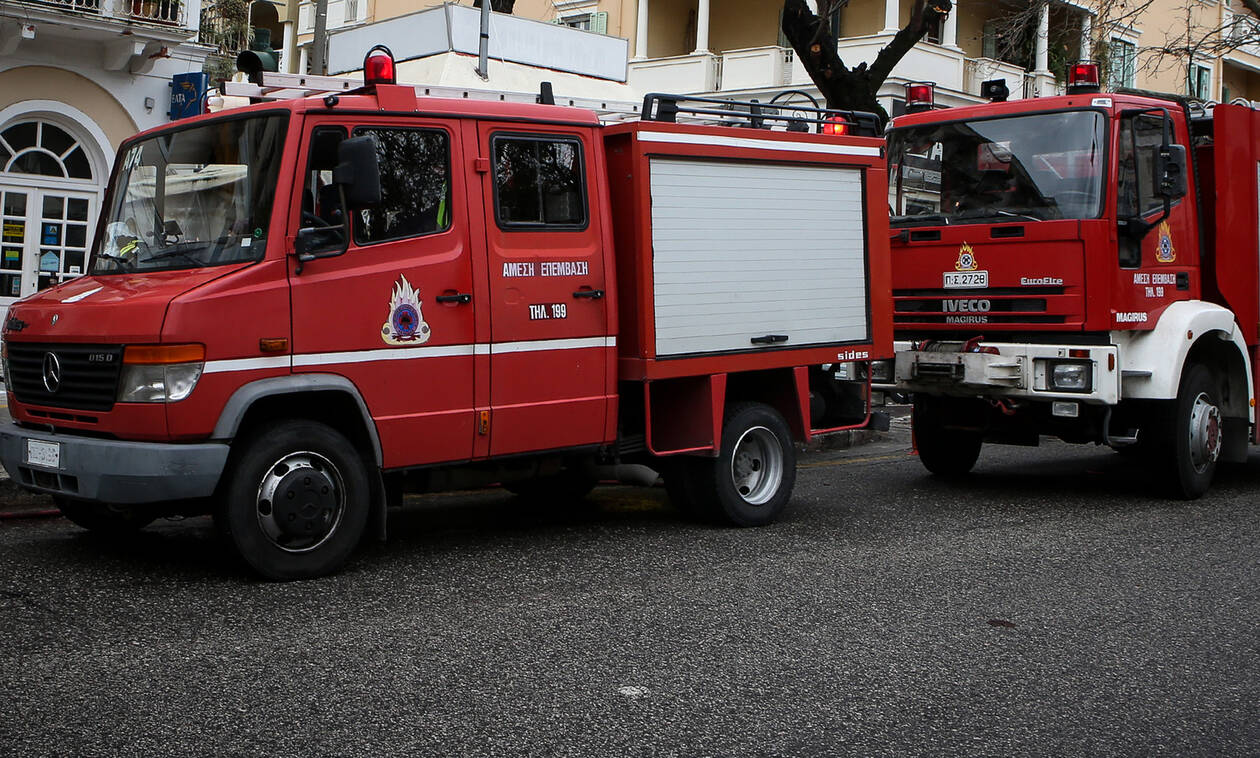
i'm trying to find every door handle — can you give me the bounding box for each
[573,289,604,299]
[436,293,472,304]
[750,334,789,345]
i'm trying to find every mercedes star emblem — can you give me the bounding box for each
[42,352,62,393]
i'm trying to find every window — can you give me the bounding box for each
[493,135,587,229]
[1109,38,1136,90]
[353,127,452,245]
[1117,113,1167,219]
[299,126,348,253]
[1189,63,1213,99]
[560,11,607,33]
[0,121,93,180]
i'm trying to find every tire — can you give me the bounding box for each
[690,402,797,527]
[218,421,371,581]
[54,496,157,533]
[1160,363,1222,499]
[912,396,983,477]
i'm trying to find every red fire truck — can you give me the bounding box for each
[883,63,1257,499]
[0,48,891,579]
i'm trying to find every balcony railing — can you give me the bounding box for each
[16,0,187,26]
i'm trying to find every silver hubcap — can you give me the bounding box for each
[255,451,346,553]
[729,426,784,505]
[1188,392,1222,474]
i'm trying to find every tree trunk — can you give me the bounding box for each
[781,0,951,127]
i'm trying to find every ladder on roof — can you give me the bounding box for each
[220,72,645,122]
[219,72,881,135]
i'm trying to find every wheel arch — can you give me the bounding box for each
[211,374,383,466]
[1115,301,1254,424]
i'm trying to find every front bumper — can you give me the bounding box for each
[0,424,230,504]
[878,340,1121,405]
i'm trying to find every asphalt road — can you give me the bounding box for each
[1,427,1258,757]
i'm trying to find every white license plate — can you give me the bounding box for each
[943,270,989,289]
[26,439,61,470]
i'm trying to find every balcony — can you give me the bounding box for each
[11,0,188,25]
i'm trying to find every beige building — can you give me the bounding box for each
[293,0,1260,108]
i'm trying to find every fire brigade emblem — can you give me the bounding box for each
[1156,220,1176,263]
[955,243,978,271]
[381,275,431,346]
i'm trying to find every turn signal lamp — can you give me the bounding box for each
[1067,61,1102,94]
[905,82,935,114]
[363,44,397,86]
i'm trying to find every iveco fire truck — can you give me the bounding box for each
[0,47,891,579]
[883,62,1258,499]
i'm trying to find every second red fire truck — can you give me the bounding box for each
[884,63,1259,499]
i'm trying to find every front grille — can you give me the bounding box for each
[7,343,123,412]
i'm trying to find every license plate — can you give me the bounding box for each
[943,270,989,289]
[26,439,60,470]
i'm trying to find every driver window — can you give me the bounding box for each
[299,126,347,253]
[1118,114,1165,219]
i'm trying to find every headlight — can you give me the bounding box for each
[118,362,204,402]
[1048,361,1092,392]
[117,344,205,403]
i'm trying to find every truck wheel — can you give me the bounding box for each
[1163,363,1222,499]
[54,496,156,533]
[912,397,982,477]
[219,421,370,580]
[692,402,797,527]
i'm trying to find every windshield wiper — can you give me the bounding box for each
[891,213,950,227]
[142,245,204,266]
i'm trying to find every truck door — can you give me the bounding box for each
[288,118,478,468]
[474,123,611,456]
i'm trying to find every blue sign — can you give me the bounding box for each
[169,72,209,121]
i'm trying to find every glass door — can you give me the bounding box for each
[0,185,93,303]
[0,188,27,299]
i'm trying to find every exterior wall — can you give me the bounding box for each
[710,0,778,51]
[841,0,886,38]
[1223,61,1260,101]
[0,66,135,152]
[645,0,697,58]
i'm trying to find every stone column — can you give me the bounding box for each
[1080,13,1092,60]
[1035,2,1050,72]
[883,0,900,34]
[694,0,711,54]
[943,0,958,47]
[633,0,649,60]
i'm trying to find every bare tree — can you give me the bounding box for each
[1138,0,1260,99]
[781,0,952,126]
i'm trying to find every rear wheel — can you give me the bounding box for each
[218,421,370,580]
[54,496,156,533]
[1161,363,1221,499]
[691,402,797,527]
[913,396,983,477]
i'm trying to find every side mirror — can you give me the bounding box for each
[332,135,381,209]
[1156,143,1187,200]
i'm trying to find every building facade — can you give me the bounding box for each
[0,0,209,314]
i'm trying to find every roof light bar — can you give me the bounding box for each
[1067,61,1101,94]
[905,82,935,114]
[363,44,396,87]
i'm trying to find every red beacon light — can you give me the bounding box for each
[363,44,397,87]
[1067,61,1101,94]
[822,116,850,136]
[905,82,935,114]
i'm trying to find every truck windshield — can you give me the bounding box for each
[888,110,1106,226]
[91,114,288,274]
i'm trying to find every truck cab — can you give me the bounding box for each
[883,66,1255,499]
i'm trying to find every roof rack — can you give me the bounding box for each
[220,72,881,136]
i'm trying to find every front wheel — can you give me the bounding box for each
[912,396,983,477]
[1162,363,1222,499]
[691,402,797,527]
[218,421,371,580]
